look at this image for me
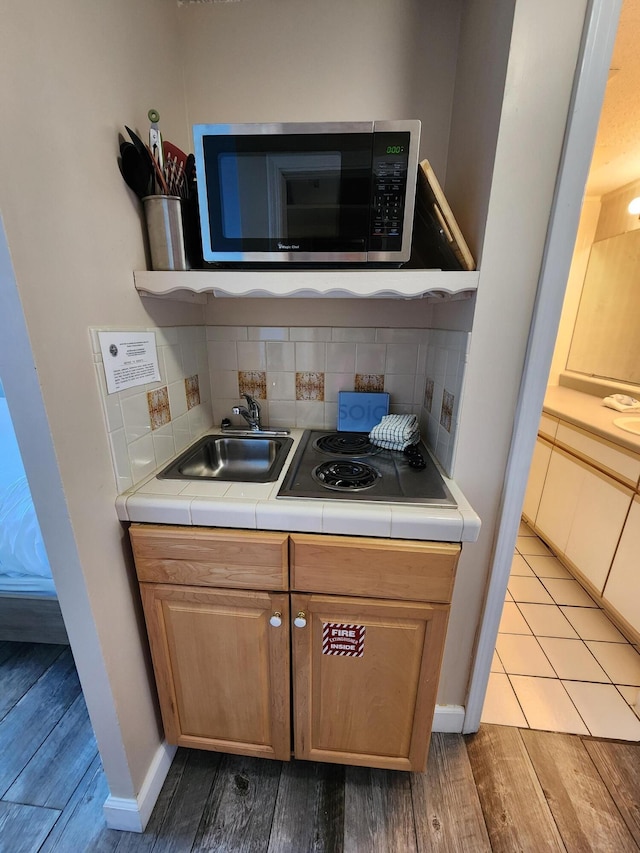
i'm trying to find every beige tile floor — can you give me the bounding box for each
[482,521,640,740]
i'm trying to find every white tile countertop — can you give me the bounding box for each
[116,428,481,543]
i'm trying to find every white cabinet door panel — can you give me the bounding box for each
[564,467,633,593]
[522,437,553,525]
[603,496,640,634]
[535,448,583,554]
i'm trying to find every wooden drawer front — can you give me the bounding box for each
[539,413,559,441]
[130,525,288,590]
[290,534,460,603]
[555,422,640,488]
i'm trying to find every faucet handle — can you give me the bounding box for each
[243,393,261,418]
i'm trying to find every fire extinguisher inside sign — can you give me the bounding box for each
[322,622,365,657]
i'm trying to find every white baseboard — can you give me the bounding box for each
[432,704,465,733]
[103,741,177,832]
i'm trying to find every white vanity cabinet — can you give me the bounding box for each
[522,414,559,527]
[602,495,640,638]
[522,437,553,527]
[527,415,639,636]
[535,445,633,594]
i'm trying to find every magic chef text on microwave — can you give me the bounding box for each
[192,120,421,265]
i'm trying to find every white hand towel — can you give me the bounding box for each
[369,414,420,451]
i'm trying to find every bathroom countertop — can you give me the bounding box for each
[544,385,640,454]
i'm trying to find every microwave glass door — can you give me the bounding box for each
[200,131,373,260]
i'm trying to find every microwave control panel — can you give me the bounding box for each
[370,132,412,250]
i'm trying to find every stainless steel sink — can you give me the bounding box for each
[158,434,293,483]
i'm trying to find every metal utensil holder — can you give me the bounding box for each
[142,195,190,271]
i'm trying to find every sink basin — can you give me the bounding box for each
[158,434,293,482]
[613,416,640,436]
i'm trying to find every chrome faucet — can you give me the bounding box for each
[232,393,262,431]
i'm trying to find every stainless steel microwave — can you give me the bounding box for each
[192,120,421,265]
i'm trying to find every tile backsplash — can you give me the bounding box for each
[92,326,213,492]
[207,325,470,476]
[93,323,469,490]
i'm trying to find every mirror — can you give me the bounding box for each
[566,228,640,385]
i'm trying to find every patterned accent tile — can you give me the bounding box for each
[238,370,267,399]
[296,372,325,401]
[424,377,434,412]
[185,375,201,410]
[354,373,384,392]
[440,388,454,432]
[147,386,171,431]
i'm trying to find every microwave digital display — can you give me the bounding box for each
[193,121,421,265]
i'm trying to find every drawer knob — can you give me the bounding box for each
[269,612,282,628]
[294,611,307,629]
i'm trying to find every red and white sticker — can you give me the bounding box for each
[322,622,365,657]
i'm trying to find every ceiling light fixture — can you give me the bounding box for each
[628,197,640,216]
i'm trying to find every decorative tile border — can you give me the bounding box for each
[185,375,201,410]
[440,389,454,432]
[424,377,434,412]
[238,370,267,399]
[419,330,471,476]
[147,387,171,430]
[355,373,384,392]
[296,372,325,401]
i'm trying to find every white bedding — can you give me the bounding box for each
[0,476,54,593]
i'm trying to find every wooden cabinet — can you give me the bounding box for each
[130,524,460,772]
[140,583,291,759]
[602,495,640,641]
[291,592,448,771]
[131,526,291,759]
[289,533,458,772]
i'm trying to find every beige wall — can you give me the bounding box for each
[0,0,202,800]
[445,0,516,263]
[179,0,462,174]
[595,176,640,240]
[440,0,589,702]
[204,297,434,328]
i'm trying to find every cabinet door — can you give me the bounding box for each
[291,592,448,772]
[140,583,290,760]
[535,447,583,554]
[602,495,640,638]
[536,446,632,594]
[522,436,553,526]
[563,463,632,594]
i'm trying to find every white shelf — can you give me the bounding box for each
[133,268,479,301]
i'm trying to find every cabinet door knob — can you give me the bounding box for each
[294,611,307,629]
[269,612,282,628]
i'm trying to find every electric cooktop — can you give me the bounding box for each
[277,430,456,507]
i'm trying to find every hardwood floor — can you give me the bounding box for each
[2,641,640,852]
